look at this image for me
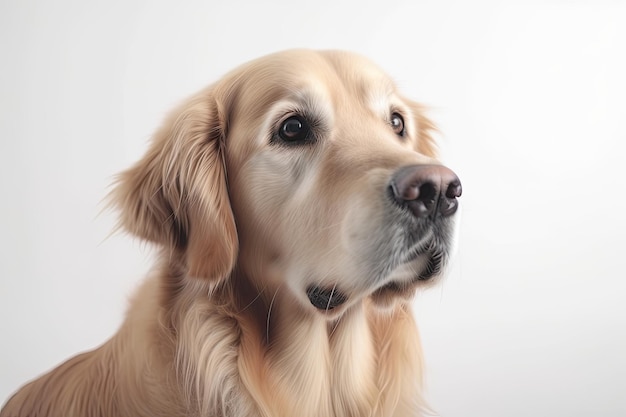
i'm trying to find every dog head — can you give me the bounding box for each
[114,49,461,316]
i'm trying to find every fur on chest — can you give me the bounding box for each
[176,298,426,417]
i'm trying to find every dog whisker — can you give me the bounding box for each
[238,284,268,313]
[325,283,338,313]
[328,313,342,339]
[266,286,280,344]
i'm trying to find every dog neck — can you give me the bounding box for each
[227,270,374,416]
[226,269,427,417]
[158,259,428,416]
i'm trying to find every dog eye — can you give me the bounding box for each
[279,116,311,143]
[390,113,405,137]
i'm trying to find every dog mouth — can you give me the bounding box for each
[306,286,348,311]
[409,248,445,280]
[372,249,445,297]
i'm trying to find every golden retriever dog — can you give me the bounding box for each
[1,49,461,417]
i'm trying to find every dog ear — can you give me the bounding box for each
[112,88,237,283]
[406,100,438,158]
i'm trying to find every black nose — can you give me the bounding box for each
[389,165,462,218]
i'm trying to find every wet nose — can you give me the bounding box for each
[389,165,462,218]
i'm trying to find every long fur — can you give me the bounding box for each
[1,49,454,417]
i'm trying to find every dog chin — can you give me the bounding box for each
[304,250,446,315]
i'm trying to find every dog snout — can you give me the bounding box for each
[389,165,462,219]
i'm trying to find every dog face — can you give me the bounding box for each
[114,49,461,317]
[224,50,461,314]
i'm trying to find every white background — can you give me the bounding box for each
[1,0,625,415]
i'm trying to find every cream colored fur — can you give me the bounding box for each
[1,49,453,417]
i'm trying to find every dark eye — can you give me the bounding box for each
[390,113,405,136]
[279,115,311,143]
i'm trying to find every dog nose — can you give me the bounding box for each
[390,165,462,218]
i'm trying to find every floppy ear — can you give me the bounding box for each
[406,100,438,158]
[112,88,237,282]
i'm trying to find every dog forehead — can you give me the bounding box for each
[307,50,396,106]
[319,50,394,89]
[228,49,395,106]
